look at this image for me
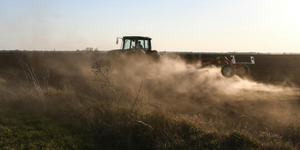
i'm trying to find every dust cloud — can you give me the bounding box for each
[103,54,300,130]
[107,55,298,102]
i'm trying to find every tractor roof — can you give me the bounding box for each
[123,36,152,40]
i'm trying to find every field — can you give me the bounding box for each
[1,51,300,149]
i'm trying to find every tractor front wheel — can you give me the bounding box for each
[221,64,236,78]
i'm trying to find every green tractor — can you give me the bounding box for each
[107,36,160,60]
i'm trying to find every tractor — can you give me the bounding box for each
[107,36,160,60]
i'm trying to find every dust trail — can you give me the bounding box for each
[109,55,298,102]
[106,55,300,129]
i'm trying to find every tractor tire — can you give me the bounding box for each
[221,64,236,78]
[236,65,250,78]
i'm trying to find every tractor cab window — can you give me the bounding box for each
[131,40,136,48]
[123,39,131,50]
[136,39,150,51]
[144,40,149,50]
[123,39,136,50]
[136,40,144,49]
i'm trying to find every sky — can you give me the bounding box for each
[0,0,300,52]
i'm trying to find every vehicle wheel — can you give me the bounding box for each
[221,64,236,78]
[236,65,250,77]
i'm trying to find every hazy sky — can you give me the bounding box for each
[1,0,299,52]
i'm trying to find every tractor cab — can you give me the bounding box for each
[118,36,152,52]
[111,36,160,60]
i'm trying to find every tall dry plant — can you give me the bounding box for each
[19,58,46,101]
[92,61,119,107]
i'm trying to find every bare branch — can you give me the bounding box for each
[130,80,143,113]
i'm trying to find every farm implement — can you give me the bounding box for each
[201,55,255,78]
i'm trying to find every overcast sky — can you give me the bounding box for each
[1,0,299,52]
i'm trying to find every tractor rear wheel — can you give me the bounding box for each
[221,64,236,78]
